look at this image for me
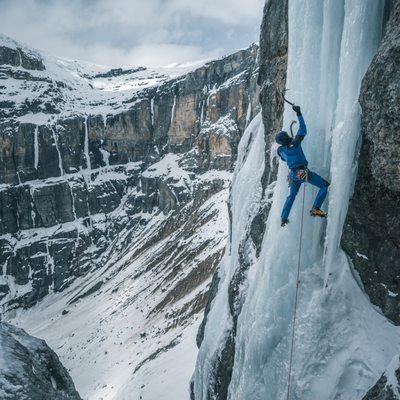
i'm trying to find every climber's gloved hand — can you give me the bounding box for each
[292,105,301,116]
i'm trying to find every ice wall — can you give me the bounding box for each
[193,1,400,399]
[192,113,265,399]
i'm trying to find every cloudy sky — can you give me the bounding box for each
[0,0,264,67]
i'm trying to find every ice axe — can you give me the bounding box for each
[271,82,296,106]
[289,120,297,138]
[281,88,295,107]
[276,85,297,138]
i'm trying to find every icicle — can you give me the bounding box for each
[200,100,205,125]
[30,186,36,227]
[100,146,110,167]
[150,98,155,126]
[245,94,252,128]
[68,181,77,221]
[170,95,176,125]
[45,240,55,294]
[16,171,22,185]
[84,116,91,170]
[51,127,63,176]
[34,125,39,170]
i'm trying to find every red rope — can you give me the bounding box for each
[286,183,306,400]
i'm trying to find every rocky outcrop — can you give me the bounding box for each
[342,0,400,325]
[258,0,288,157]
[0,38,259,313]
[0,37,45,71]
[0,322,81,400]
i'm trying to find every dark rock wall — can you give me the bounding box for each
[342,0,400,325]
[0,322,82,400]
[0,44,259,310]
[0,44,45,71]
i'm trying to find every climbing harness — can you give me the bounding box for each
[287,167,309,186]
[286,183,306,400]
[295,168,309,181]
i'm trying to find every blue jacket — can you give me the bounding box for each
[277,115,308,170]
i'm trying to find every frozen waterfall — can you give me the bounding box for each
[192,1,400,399]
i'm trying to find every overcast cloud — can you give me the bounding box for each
[0,0,264,66]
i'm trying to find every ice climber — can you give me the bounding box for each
[276,105,330,227]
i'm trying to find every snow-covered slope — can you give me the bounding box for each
[192,1,400,399]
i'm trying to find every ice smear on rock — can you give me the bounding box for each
[193,113,265,398]
[193,1,400,399]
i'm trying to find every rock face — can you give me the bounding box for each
[0,322,81,400]
[0,38,45,71]
[341,0,400,325]
[0,35,259,312]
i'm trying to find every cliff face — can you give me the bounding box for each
[342,0,400,326]
[0,322,81,400]
[0,36,259,312]
[1,36,260,399]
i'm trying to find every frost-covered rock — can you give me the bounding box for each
[0,322,81,400]
[342,0,400,325]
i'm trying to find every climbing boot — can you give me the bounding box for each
[310,207,328,218]
[281,218,289,227]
